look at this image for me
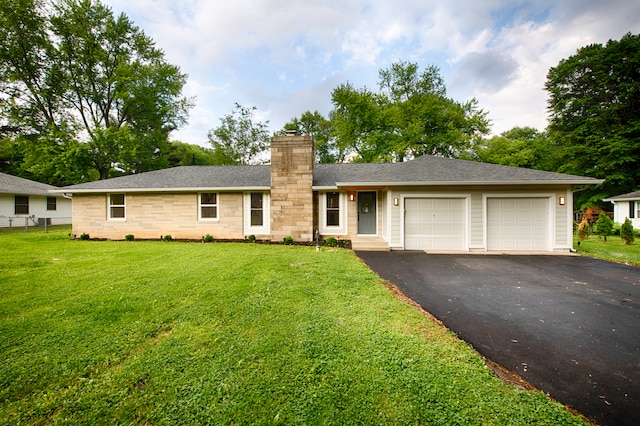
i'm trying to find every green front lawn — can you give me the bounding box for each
[575,235,640,266]
[1,228,586,425]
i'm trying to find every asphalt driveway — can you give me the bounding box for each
[356,252,640,426]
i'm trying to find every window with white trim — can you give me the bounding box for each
[326,192,340,226]
[250,192,264,226]
[319,191,347,235]
[108,194,126,219]
[244,192,270,235]
[199,193,218,220]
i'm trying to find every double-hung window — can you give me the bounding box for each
[47,197,57,211]
[319,191,346,235]
[630,201,636,219]
[15,196,29,215]
[244,192,269,235]
[250,193,264,226]
[108,194,126,220]
[199,193,218,220]
[326,192,340,226]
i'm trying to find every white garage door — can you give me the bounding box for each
[487,198,549,251]
[405,198,466,250]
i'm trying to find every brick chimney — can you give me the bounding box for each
[270,133,314,242]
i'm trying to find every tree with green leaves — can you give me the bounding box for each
[167,141,220,167]
[595,212,614,242]
[331,61,489,162]
[466,127,558,170]
[545,32,640,206]
[207,104,270,165]
[0,0,192,183]
[283,110,339,163]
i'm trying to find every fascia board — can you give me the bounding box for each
[49,186,271,194]
[335,179,604,187]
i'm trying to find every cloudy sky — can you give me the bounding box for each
[102,0,639,147]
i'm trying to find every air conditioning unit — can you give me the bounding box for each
[37,218,52,226]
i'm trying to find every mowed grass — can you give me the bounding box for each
[575,234,640,266]
[1,228,586,425]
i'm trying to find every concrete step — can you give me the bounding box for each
[351,238,390,251]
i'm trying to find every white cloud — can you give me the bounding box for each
[101,0,640,145]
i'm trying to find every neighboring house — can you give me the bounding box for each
[603,191,640,228]
[0,172,72,228]
[55,135,602,252]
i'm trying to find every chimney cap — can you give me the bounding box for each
[285,129,297,136]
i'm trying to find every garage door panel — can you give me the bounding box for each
[405,198,466,250]
[487,198,549,251]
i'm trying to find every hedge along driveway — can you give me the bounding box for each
[0,229,588,425]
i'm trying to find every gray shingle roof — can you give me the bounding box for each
[0,172,58,196]
[56,155,602,193]
[604,190,640,201]
[325,155,602,185]
[58,165,271,192]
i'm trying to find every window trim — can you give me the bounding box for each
[47,197,57,211]
[108,193,126,221]
[15,195,29,215]
[198,192,219,221]
[243,192,270,235]
[319,191,347,235]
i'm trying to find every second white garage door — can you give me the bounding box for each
[486,198,549,251]
[405,198,466,250]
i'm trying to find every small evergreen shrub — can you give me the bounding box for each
[595,212,614,242]
[79,233,90,240]
[125,234,135,241]
[283,236,294,245]
[325,237,337,247]
[247,234,256,242]
[203,234,214,243]
[620,218,635,245]
[163,235,173,242]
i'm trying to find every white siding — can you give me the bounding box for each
[0,194,72,227]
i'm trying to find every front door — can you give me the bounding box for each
[358,192,377,235]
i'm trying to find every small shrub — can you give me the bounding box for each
[247,234,256,242]
[325,237,337,247]
[620,218,635,245]
[163,235,173,242]
[125,234,135,241]
[203,234,214,243]
[595,212,614,242]
[283,236,294,245]
[79,233,90,240]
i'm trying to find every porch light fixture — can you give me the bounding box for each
[349,193,355,201]
[394,197,399,206]
[559,196,566,206]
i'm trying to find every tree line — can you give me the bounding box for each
[1,1,638,208]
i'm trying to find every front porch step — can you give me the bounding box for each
[351,238,390,251]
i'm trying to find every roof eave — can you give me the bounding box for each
[334,179,604,187]
[51,186,271,194]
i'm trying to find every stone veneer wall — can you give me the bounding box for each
[269,135,314,241]
[71,192,244,240]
